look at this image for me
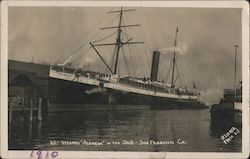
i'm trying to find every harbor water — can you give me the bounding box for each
[9,108,241,152]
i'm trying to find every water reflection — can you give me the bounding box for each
[9,109,241,152]
[28,123,33,141]
[209,111,242,151]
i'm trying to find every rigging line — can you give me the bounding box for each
[122,46,133,76]
[57,8,116,65]
[126,42,136,76]
[166,62,173,83]
[111,46,117,70]
[96,7,118,30]
[74,47,92,69]
[110,17,122,70]
[121,24,137,76]
[125,38,135,75]
[91,30,117,43]
[175,63,184,86]
[58,41,90,66]
[143,44,151,72]
[58,28,102,66]
[57,28,101,65]
[120,11,141,76]
[174,73,179,85]
[98,62,101,73]
[116,16,125,75]
[90,11,119,42]
[100,13,120,29]
[128,10,145,44]
[121,46,129,75]
[76,48,93,71]
[90,42,113,73]
[58,54,74,66]
[110,28,120,70]
[97,7,115,26]
[121,29,132,41]
[121,13,126,41]
[122,17,133,42]
[132,45,140,76]
[122,16,129,32]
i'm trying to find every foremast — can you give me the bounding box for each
[90,7,144,75]
[114,7,123,74]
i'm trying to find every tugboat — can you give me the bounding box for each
[48,7,206,108]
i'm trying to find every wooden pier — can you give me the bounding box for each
[8,97,48,124]
[8,60,50,123]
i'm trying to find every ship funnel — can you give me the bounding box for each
[150,50,160,81]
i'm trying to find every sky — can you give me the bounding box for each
[8,6,242,104]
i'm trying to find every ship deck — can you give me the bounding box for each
[49,67,199,100]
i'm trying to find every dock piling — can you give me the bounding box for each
[9,100,13,124]
[20,97,25,122]
[29,99,33,122]
[38,98,42,121]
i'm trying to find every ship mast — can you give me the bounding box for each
[90,7,144,75]
[171,27,178,87]
[114,7,123,74]
[234,44,239,98]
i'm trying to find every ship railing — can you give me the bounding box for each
[94,73,119,83]
[50,65,64,72]
[51,65,116,81]
[50,65,77,74]
[50,66,85,77]
[120,78,188,95]
[120,78,198,97]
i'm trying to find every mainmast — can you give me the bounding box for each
[90,7,144,75]
[171,27,178,87]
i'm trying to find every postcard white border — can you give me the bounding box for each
[1,1,249,159]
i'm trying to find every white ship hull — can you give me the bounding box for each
[49,69,199,101]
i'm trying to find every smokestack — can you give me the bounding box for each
[150,51,160,81]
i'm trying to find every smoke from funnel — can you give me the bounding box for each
[79,55,97,67]
[85,87,107,94]
[160,42,188,55]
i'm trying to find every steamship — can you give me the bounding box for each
[48,7,205,108]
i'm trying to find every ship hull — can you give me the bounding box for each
[48,78,206,109]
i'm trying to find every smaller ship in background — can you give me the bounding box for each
[210,45,242,124]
